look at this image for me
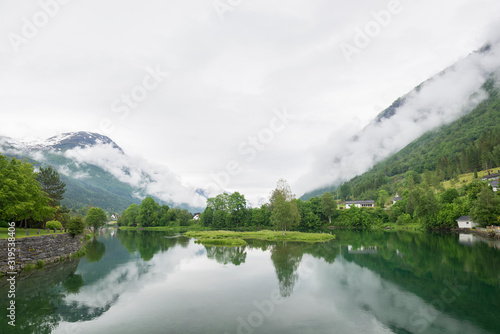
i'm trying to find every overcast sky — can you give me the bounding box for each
[1,0,500,206]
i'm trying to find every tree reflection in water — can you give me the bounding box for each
[205,246,247,266]
[270,241,303,298]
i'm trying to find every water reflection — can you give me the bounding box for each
[116,230,189,260]
[86,238,106,262]
[0,260,80,334]
[205,245,247,266]
[62,273,85,294]
[459,233,500,250]
[347,245,378,254]
[270,242,303,297]
[1,229,499,334]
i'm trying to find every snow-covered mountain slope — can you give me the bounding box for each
[0,132,206,213]
[8,131,124,153]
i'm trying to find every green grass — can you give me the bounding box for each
[184,230,335,245]
[0,227,67,239]
[442,166,500,189]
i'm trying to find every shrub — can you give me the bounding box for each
[67,217,85,236]
[46,221,63,230]
[37,260,45,268]
[23,264,35,271]
[0,221,9,228]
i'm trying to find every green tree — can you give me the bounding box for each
[321,192,337,224]
[36,166,66,207]
[440,188,459,204]
[200,207,214,227]
[178,209,192,226]
[270,179,300,235]
[0,154,53,227]
[227,192,247,228]
[158,204,170,226]
[304,211,321,229]
[470,185,500,227]
[119,203,139,226]
[67,216,85,236]
[339,183,351,200]
[85,207,107,233]
[137,197,160,227]
[376,189,389,208]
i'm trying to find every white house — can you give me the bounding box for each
[193,213,201,220]
[345,200,374,209]
[456,216,479,229]
[489,180,498,192]
[392,194,402,205]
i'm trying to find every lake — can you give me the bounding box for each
[1,229,499,334]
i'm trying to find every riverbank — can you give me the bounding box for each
[327,222,424,232]
[451,227,500,239]
[0,233,86,275]
[184,230,336,246]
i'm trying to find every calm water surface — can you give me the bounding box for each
[1,229,499,334]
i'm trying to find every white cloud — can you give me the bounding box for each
[62,143,206,207]
[296,41,500,193]
[1,0,500,204]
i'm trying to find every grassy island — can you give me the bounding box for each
[184,230,335,246]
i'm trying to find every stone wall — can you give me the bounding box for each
[0,233,84,274]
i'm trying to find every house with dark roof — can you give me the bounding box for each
[392,193,402,204]
[482,170,500,181]
[456,216,479,229]
[345,200,374,209]
[489,180,498,192]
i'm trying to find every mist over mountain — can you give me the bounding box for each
[297,39,500,198]
[0,131,206,213]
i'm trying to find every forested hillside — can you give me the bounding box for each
[303,77,500,201]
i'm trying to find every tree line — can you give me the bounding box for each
[117,197,193,227]
[437,129,500,180]
[199,179,338,232]
[0,153,67,228]
[334,174,500,229]
[0,153,113,236]
[199,174,499,231]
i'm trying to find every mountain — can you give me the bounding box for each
[301,42,500,200]
[8,131,124,153]
[0,131,206,213]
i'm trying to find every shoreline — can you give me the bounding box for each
[450,228,500,239]
[0,233,86,276]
